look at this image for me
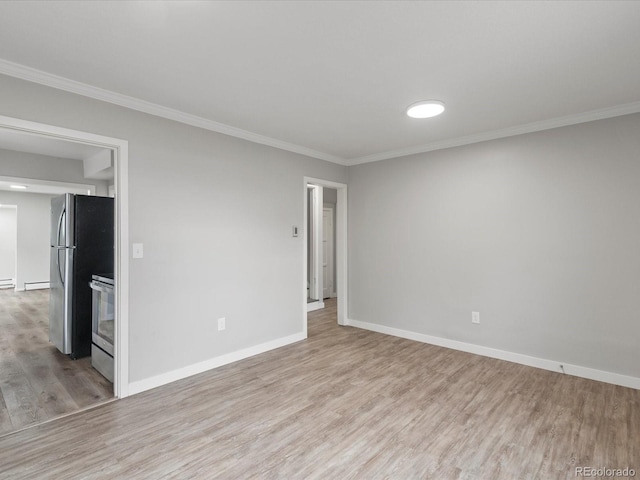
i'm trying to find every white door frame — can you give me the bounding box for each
[303,177,347,334]
[322,205,335,299]
[307,185,323,308]
[0,205,17,288]
[0,114,130,399]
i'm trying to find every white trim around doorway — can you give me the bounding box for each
[0,114,130,399]
[303,177,347,336]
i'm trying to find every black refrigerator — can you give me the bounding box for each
[49,194,114,359]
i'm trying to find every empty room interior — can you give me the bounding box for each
[0,2,639,479]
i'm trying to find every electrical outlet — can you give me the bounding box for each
[472,311,480,324]
[217,317,226,331]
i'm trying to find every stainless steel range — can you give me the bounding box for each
[89,273,114,382]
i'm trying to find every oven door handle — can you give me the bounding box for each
[89,281,114,293]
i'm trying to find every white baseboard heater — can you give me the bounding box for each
[24,281,50,291]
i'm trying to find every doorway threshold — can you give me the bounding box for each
[0,397,117,440]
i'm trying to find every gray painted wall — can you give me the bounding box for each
[0,74,347,383]
[0,148,109,196]
[348,113,640,379]
[0,191,53,289]
[3,72,637,387]
[0,149,109,289]
[323,186,337,204]
[0,206,17,281]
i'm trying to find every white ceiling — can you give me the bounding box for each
[1,1,639,165]
[0,127,113,192]
[0,128,106,160]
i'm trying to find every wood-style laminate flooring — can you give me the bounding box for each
[0,288,113,436]
[0,298,638,479]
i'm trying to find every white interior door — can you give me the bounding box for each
[322,207,334,299]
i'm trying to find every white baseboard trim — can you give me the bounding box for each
[346,318,640,391]
[128,332,306,396]
[23,282,50,291]
[307,301,325,312]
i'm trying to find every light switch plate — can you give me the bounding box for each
[132,243,144,259]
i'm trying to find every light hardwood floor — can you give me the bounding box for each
[0,298,638,479]
[0,288,113,436]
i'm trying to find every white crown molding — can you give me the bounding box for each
[347,100,640,165]
[0,59,347,165]
[3,58,639,167]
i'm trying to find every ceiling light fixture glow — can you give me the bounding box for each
[10,185,27,189]
[406,100,445,119]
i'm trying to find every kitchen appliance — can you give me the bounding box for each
[90,273,114,382]
[49,194,114,358]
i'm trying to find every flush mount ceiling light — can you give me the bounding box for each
[10,185,27,189]
[406,100,445,119]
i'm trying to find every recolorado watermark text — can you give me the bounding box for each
[576,467,636,477]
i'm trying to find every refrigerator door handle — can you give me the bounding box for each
[57,248,64,286]
[54,246,75,286]
[56,206,65,247]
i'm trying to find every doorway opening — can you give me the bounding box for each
[322,203,336,301]
[303,177,347,337]
[0,115,129,435]
[0,205,17,289]
[306,184,323,310]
